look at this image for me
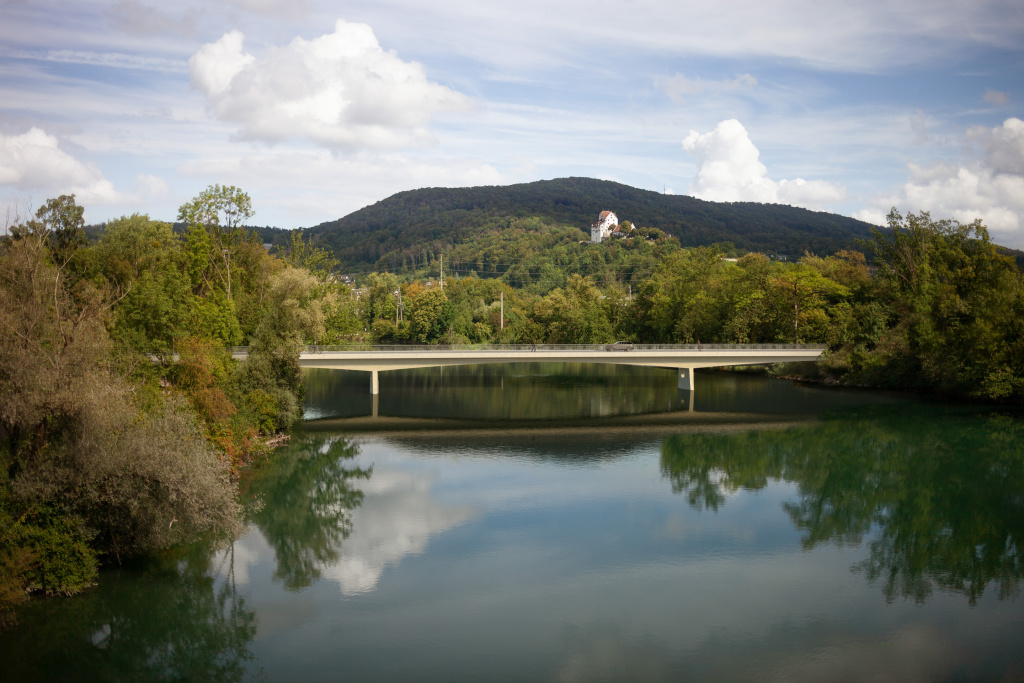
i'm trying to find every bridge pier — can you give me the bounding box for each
[677,368,694,392]
[679,389,695,412]
[370,370,379,395]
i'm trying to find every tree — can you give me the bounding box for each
[98,215,191,354]
[362,272,399,327]
[769,264,849,343]
[408,287,453,344]
[178,185,254,301]
[531,274,614,344]
[235,267,329,430]
[283,230,339,283]
[19,195,87,265]
[866,209,1024,396]
[0,235,240,610]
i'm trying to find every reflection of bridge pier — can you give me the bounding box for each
[680,388,695,412]
[246,344,825,396]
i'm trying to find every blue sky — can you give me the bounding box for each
[1,0,1022,244]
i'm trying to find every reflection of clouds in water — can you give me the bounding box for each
[215,458,474,596]
[321,467,476,594]
[758,624,957,683]
[552,620,959,682]
[556,622,672,683]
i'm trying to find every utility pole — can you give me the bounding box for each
[440,254,444,288]
[500,290,504,330]
[628,284,632,301]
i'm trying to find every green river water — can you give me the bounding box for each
[3,365,1024,681]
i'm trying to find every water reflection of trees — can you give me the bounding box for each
[243,434,371,590]
[660,407,1024,604]
[305,364,684,420]
[0,545,256,681]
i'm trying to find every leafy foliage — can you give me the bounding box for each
[0,188,356,627]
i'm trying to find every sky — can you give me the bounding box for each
[1,0,1022,244]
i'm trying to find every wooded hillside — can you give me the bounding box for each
[304,177,876,273]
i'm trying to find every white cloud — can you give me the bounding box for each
[0,127,120,203]
[984,89,1009,106]
[13,49,189,73]
[854,118,1024,245]
[339,0,1023,75]
[656,73,758,104]
[681,119,846,209]
[0,127,169,212]
[189,20,471,150]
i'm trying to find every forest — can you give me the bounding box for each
[3,185,1023,630]
[298,177,878,273]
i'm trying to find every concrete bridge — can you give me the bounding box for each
[234,344,825,394]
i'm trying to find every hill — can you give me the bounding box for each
[304,177,876,273]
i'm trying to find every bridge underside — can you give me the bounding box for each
[298,349,824,394]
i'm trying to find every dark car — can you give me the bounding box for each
[605,341,634,351]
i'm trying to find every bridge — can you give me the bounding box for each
[233,344,825,394]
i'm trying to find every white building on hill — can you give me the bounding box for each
[590,210,618,243]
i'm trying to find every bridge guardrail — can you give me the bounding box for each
[231,343,826,354]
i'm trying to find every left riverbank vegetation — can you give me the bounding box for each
[2,187,1022,628]
[0,187,363,629]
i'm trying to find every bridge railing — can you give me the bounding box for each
[231,343,826,354]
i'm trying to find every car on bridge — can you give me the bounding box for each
[605,341,635,351]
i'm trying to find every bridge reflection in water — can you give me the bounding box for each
[300,359,891,428]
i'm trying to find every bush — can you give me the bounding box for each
[15,507,98,596]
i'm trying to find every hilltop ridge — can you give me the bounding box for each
[302,177,875,272]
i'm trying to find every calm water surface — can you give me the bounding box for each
[4,365,1024,681]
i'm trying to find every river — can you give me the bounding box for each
[3,365,1024,681]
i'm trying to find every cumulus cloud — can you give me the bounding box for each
[0,127,168,211]
[0,127,122,204]
[189,20,471,149]
[681,119,846,209]
[854,118,1024,245]
[656,73,758,104]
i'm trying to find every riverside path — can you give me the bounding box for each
[231,343,826,394]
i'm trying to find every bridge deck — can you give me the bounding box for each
[230,344,825,394]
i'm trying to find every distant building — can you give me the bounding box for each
[590,211,619,243]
